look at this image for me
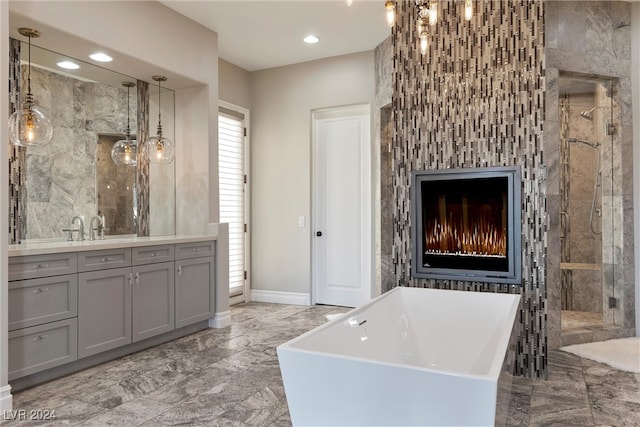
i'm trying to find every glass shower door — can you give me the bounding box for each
[558,75,616,330]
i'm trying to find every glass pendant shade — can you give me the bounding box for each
[146,75,174,164]
[111,82,137,165]
[111,138,137,165]
[9,28,53,147]
[9,100,53,147]
[146,132,174,164]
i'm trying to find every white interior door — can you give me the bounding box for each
[312,105,371,308]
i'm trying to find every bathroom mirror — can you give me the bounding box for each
[15,42,176,240]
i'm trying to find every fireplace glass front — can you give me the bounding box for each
[411,166,522,284]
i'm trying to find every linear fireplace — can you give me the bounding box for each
[411,166,522,284]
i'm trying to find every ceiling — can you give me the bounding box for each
[161,0,391,72]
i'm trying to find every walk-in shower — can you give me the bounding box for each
[559,76,615,335]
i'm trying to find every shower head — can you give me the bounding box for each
[579,106,600,120]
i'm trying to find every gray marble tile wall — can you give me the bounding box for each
[8,63,139,241]
[380,105,394,294]
[391,0,546,377]
[545,1,635,348]
[374,36,394,294]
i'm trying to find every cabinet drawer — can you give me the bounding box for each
[175,241,215,260]
[78,248,131,272]
[9,253,78,281]
[132,245,175,265]
[9,275,78,331]
[9,318,77,380]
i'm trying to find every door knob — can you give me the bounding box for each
[316,231,323,237]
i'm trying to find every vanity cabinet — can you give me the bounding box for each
[175,241,215,328]
[8,253,79,380]
[8,236,217,384]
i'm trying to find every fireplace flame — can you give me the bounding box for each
[425,216,506,257]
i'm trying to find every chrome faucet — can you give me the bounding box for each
[89,216,105,241]
[70,216,85,241]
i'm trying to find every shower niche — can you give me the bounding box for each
[558,75,618,332]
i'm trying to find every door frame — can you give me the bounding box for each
[311,104,373,306]
[219,100,251,305]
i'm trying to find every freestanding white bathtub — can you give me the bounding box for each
[277,287,521,427]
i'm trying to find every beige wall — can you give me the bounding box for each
[219,59,251,109]
[250,52,374,296]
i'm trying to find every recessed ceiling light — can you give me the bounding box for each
[303,35,319,44]
[89,52,112,62]
[57,61,80,70]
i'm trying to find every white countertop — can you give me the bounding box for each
[8,234,218,257]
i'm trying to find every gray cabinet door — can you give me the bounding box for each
[175,257,214,328]
[132,262,175,342]
[78,267,132,358]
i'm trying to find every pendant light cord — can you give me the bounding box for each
[157,79,163,136]
[27,33,32,100]
[126,85,130,137]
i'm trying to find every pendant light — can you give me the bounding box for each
[145,75,174,163]
[111,82,137,166]
[8,28,53,147]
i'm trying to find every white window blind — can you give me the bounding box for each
[219,110,245,295]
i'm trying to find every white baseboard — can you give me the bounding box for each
[0,384,12,413]
[209,310,231,329]
[251,290,311,306]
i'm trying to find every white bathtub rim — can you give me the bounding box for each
[277,286,521,381]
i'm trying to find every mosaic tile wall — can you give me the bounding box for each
[8,38,26,244]
[136,80,150,237]
[391,0,546,377]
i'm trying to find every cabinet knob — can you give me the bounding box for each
[33,334,48,341]
[135,273,140,284]
[33,287,49,294]
[36,263,49,269]
[177,266,182,276]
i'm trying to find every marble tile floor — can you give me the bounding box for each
[4,302,640,426]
